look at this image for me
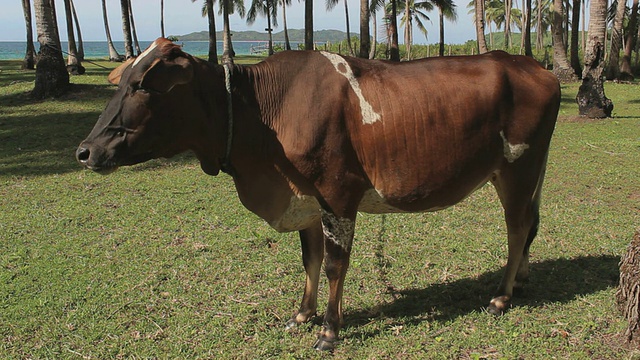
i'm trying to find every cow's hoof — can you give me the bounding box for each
[487,296,510,316]
[313,337,336,351]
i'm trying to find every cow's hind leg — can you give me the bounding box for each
[313,209,356,351]
[488,155,547,315]
[286,221,324,330]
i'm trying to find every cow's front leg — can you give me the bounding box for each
[286,221,324,330]
[314,210,355,351]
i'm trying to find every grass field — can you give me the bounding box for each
[1,58,639,359]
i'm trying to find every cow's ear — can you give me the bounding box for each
[108,58,135,85]
[140,56,193,93]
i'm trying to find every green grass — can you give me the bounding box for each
[1,58,639,358]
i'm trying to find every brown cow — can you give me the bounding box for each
[77,38,561,350]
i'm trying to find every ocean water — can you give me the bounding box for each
[0,40,299,60]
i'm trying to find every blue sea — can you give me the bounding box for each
[0,40,300,60]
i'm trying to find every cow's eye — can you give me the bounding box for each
[131,83,149,94]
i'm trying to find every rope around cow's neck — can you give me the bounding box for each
[222,62,234,173]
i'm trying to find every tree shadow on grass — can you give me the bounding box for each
[341,254,619,342]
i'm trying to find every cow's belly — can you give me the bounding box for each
[268,189,441,232]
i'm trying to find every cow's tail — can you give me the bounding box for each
[525,150,549,251]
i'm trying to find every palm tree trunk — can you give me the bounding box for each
[120,0,134,58]
[524,0,533,56]
[536,0,543,50]
[63,0,84,74]
[504,0,512,49]
[344,0,353,55]
[404,1,411,60]
[161,0,165,38]
[32,0,69,99]
[267,0,274,55]
[474,0,488,53]
[305,0,313,49]
[128,0,141,54]
[369,12,377,59]
[359,0,371,58]
[606,0,626,80]
[620,0,639,79]
[551,0,577,82]
[205,0,218,63]
[21,0,36,70]
[576,0,613,117]
[570,0,581,74]
[389,0,400,61]
[222,0,235,64]
[102,0,121,61]
[283,0,292,50]
[439,9,445,56]
[70,0,84,61]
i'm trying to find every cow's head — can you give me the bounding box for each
[77,38,212,175]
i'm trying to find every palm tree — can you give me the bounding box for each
[471,0,489,52]
[570,0,581,74]
[70,0,84,61]
[21,0,36,70]
[63,0,84,74]
[161,0,165,38]
[576,0,613,117]
[432,0,457,56]
[388,0,401,60]
[247,0,278,55]
[360,0,371,57]
[620,0,639,79]
[120,0,134,58]
[532,0,551,50]
[32,0,69,99]
[219,0,246,63]
[305,0,313,49]
[128,0,142,54]
[327,0,354,55]
[393,0,432,59]
[195,0,219,63]
[551,0,577,81]
[102,0,122,61]
[279,0,293,50]
[606,0,627,79]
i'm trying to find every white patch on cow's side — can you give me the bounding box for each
[358,189,406,214]
[500,131,530,163]
[321,210,355,251]
[132,41,159,68]
[319,51,381,125]
[269,195,321,232]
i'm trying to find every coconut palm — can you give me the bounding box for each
[327,0,354,55]
[32,0,69,99]
[607,0,627,79]
[305,0,313,49]
[432,0,457,56]
[161,0,165,37]
[70,0,84,61]
[360,0,371,57]
[551,0,576,81]
[469,0,489,52]
[21,0,36,70]
[120,0,134,58]
[195,0,219,63]
[247,0,278,55]
[570,0,581,74]
[220,0,246,63]
[63,0,83,74]
[620,0,639,79]
[127,0,142,54]
[391,0,432,59]
[279,0,293,50]
[102,0,122,61]
[532,0,551,50]
[576,0,612,117]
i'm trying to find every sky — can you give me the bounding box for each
[0,0,478,45]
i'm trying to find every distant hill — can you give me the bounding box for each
[175,29,352,43]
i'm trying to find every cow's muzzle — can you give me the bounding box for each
[76,144,119,175]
